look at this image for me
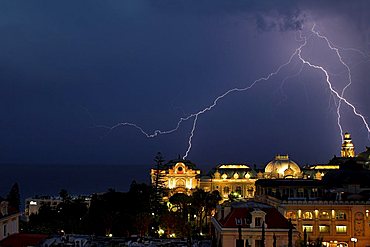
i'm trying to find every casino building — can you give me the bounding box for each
[150,133,370,246]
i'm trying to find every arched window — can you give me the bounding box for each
[319,211,330,219]
[176,166,184,174]
[175,179,185,188]
[286,211,297,219]
[302,211,313,220]
[336,211,347,220]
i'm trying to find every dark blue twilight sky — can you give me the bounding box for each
[0,0,369,168]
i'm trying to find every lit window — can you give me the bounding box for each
[336,211,346,220]
[336,225,347,233]
[320,211,330,219]
[303,225,313,233]
[286,211,297,219]
[177,166,183,174]
[302,211,313,220]
[319,225,330,233]
[29,201,37,206]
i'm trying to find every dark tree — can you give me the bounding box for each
[152,152,167,205]
[7,183,20,211]
[59,189,70,203]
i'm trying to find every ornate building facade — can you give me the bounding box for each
[341,132,355,158]
[151,133,370,246]
[200,164,257,200]
[150,158,201,196]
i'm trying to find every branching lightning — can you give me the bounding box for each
[310,24,353,143]
[100,24,370,159]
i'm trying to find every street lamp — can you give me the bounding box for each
[350,237,357,247]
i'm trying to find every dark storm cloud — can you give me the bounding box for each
[254,9,304,32]
[152,0,370,33]
[152,0,305,31]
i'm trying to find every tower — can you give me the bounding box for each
[341,132,355,157]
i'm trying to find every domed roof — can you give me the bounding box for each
[265,155,301,178]
[284,166,294,177]
[164,157,197,170]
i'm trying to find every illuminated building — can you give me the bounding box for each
[276,199,370,247]
[212,201,299,247]
[341,132,355,158]
[0,200,19,241]
[152,132,370,246]
[24,195,91,220]
[255,147,370,247]
[200,164,257,200]
[25,196,62,219]
[150,158,201,196]
[264,155,302,179]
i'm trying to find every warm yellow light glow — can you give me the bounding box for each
[158,228,164,236]
[336,225,347,233]
[303,225,313,233]
[319,225,330,233]
[219,164,250,169]
[302,211,313,220]
[315,210,319,219]
[310,165,339,169]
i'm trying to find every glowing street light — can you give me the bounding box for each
[350,237,357,247]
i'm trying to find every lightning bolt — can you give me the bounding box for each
[297,30,370,139]
[100,24,370,159]
[310,24,353,143]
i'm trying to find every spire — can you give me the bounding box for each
[341,132,355,157]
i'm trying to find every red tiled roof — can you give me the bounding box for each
[219,205,291,229]
[0,233,48,247]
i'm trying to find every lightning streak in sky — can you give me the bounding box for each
[310,24,353,143]
[101,25,370,159]
[296,36,370,135]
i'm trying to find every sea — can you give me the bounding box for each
[0,164,153,208]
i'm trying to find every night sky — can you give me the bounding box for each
[1,0,370,168]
